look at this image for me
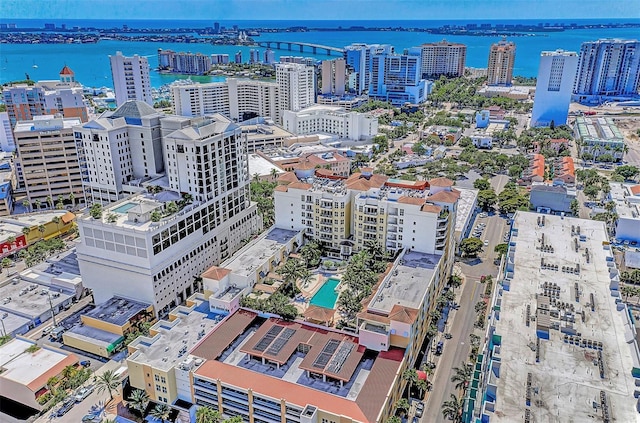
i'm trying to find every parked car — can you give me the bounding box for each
[41,326,54,336]
[484,240,490,246]
[435,341,444,355]
[415,401,425,418]
[75,385,94,402]
[82,414,103,423]
[80,360,91,367]
[55,397,75,417]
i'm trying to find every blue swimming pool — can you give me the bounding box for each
[310,277,340,309]
[112,202,137,213]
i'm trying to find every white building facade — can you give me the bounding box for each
[282,105,378,140]
[276,63,315,113]
[76,114,262,314]
[531,50,579,128]
[109,51,153,107]
[0,112,15,152]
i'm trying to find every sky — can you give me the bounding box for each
[2,0,640,21]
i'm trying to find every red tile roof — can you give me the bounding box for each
[389,305,419,324]
[630,185,640,196]
[429,177,454,187]
[201,266,231,281]
[288,181,313,190]
[59,65,74,75]
[277,172,299,184]
[397,196,426,206]
[428,190,460,203]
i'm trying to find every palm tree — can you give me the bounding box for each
[128,389,150,417]
[270,167,279,181]
[62,364,77,380]
[34,199,41,211]
[46,376,59,393]
[149,403,172,423]
[441,393,464,421]
[416,378,430,397]
[402,368,418,400]
[1,258,12,274]
[474,301,487,315]
[22,199,31,212]
[68,192,75,207]
[51,216,61,233]
[395,398,410,414]
[448,274,462,292]
[298,267,313,289]
[46,195,53,210]
[37,224,46,241]
[195,406,222,423]
[21,227,31,238]
[95,370,120,401]
[276,259,304,295]
[451,362,472,392]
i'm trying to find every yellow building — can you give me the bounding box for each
[4,210,76,245]
[63,296,153,358]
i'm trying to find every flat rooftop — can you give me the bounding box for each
[0,339,78,391]
[0,279,72,319]
[128,298,223,371]
[65,324,124,348]
[492,212,637,422]
[367,250,441,314]
[219,228,299,278]
[4,210,73,228]
[575,116,624,141]
[248,153,283,178]
[13,115,82,133]
[84,296,151,326]
[609,183,640,220]
[192,310,404,422]
[455,187,479,235]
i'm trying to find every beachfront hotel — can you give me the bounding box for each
[109,51,153,107]
[76,112,262,315]
[466,212,639,423]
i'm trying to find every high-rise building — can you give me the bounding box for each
[369,51,429,105]
[249,49,260,64]
[213,22,220,34]
[263,48,275,65]
[321,58,346,96]
[76,113,262,314]
[487,39,516,86]
[13,115,84,209]
[210,54,230,65]
[276,63,315,113]
[234,51,242,64]
[531,50,579,128]
[2,66,89,126]
[413,39,467,79]
[157,49,212,75]
[109,51,153,107]
[343,43,393,94]
[573,39,640,103]
[0,112,15,152]
[74,101,165,204]
[171,79,281,123]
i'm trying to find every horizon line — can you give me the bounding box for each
[4,18,640,21]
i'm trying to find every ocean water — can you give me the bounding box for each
[1,19,639,88]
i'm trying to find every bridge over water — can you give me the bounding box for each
[255,41,344,56]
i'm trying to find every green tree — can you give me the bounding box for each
[128,389,150,417]
[451,362,473,392]
[149,403,171,423]
[494,243,508,257]
[477,189,497,211]
[448,274,462,292]
[614,165,639,181]
[508,165,523,178]
[22,199,31,212]
[460,237,484,257]
[475,301,488,315]
[34,199,41,211]
[90,204,103,219]
[473,178,491,190]
[402,368,419,400]
[441,393,464,422]
[395,398,410,413]
[1,257,12,274]
[583,185,600,201]
[570,199,580,216]
[195,406,222,423]
[95,370,120,401]
[46,195,53,210]
[276,259,305,297]
[150,210,162,222]
[37,224,46,240]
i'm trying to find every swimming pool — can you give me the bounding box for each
[112,202,137,213]
[310,277,340,309]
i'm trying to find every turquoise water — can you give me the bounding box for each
[310,277,340,309]
[1,21,639,86]
[112,202,137,213]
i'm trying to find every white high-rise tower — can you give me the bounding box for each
[531,50,579,128]
[109,51,153,107]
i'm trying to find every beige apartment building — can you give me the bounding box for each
[487,40,516,86]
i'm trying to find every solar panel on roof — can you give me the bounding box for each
[326,343,354,374]
[266,327,296,356]
[254,325,283,352]
[312,339,340,369]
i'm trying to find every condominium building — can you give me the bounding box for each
[211,54,230,65]
[13,115,84,208]
[487,39,516,86]
[343,44,393,95]
[276,63,315,113]
[321,59,346,96]
[2,66,89,126]
[413,39,467,79]
[109,51,153,106]
[264,48,276,65]
[531,50,579,127]
[282,105,378,140]
[274,168,458,261]
[279,56,316,67]
[370,51,429,105]
[157,49,212,75]
[468,212,638,423]
[74,101,166,204]
[0,111,15,152]
[76,113,262,314]
[171,79,281,123]
[574,116,626,162]
[573,39,640,103]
